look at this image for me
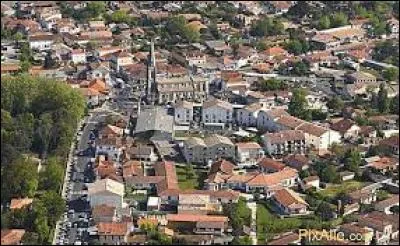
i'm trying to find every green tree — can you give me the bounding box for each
[232,236,252,245]
[86,1,106,19]
[250,17,284,37]
[318,16,331,30]
[182,25,200,43]
[330,12,348,28]
[327,96,344,111]
[292,61,309,76]
[377,83,389,113]
[223,198,251,235]
[288,88,311,121]
[285,39,303,55]
[2,157,38,201]
[21,232,40,245]
[344,149,361,172]
[185,163,197,180]
[110,10,129,23]
[390,94,399,114]
[376,190,389,201]
[311,109,327,121]
[39,157,64,192]
[382,67,399,81]
[259,78,285,91]
[316,202,335,221]
[40,191,65,227]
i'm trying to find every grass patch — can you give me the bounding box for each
[318,181,364,199]
[256,201,344,244]
[176,165,208,190]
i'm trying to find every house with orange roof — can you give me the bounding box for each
[166,214,229,235]
[86,78,109,95]
[97,222,132,245]
[271,188,309,215]
[0,63,20,76]
[257,157,286,173]
[110,51,134,72]
[366,156,399,175]
[264,46,288,60]
[78,87,102,107]
[9,198,33,210]
[1,229,26,245]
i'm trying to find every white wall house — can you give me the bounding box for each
[71,50,86,64]
[256,109,290,132]
[174,100,194,126]
[202,99,233,124]
[236,142,264,166]
[262,130,306,156]
[96,138,123,163]
[237,103,263,127]
[88,178,124,209]
[295,122,342,150]
[29,36,55,51]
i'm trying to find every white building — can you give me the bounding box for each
[88,178,125,209]
[182,134,235,165]
[237,103,264,127]
[29,34,55,51]
[262,130,306,156]
[256,108,290,132]
[70,49,86,64]
[235,142,264,166]
[174,100,194,125]
[295,122,342,151]
[202,99,233,125]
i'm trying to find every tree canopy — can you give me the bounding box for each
[288,88,311,121]
[250,17,285,37]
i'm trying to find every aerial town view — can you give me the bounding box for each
[1,1,399,245]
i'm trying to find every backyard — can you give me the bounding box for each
[175,165,208,190]
[317,180,364,199]
[256,201,343,244]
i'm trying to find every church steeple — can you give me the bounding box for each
[146,38,157,104]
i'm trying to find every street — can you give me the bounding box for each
[54,109,108,245]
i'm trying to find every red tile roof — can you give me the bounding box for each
[209,159,236,175]
[1,229,26,245]
[9,198,33,210]
[166,214,228,223]
[97,222,129,236]
[258,157,286,171]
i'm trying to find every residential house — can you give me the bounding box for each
[9,198,33,210]
[263,46,288,60]
[202,99,233,125]
[156,76,209,104]
[348,187,377,205]
[283,154,310,171]
[96,125,124,162]
[338,223,374,245]
[257,157,286,173]
[375,195,399,214]
[110,51,134,72]
[174,100,194,126]
[339,171,355,181]
[359,126,378,145]
[97,222,131,245]
[92,205,117,223]
[366,156,398,175]
[262,130,306,156]
[122,160,143,179]
[177,194,222,215]
[300,176,320,191]
[357,212,398,245]
[237,103,265,127]
[256,108,290,132]
[267,232,301,245]
[29,33,56,51]
[265,1,293,14]
[171,49,207,67]
[235,142,264,166]
[379,135,399,156]
[159,189,240,206]
[387,18,399,34]
[182,137,208,164]
[346,71,376,84]
[204,40,231,56]
[127,145,159,162]
[330,119,361,140]
[310,33,341,50]
[147,197,161,211]
[166,214,229,236]
[296,122,342,151]
[70,49,86,64]
[1,229,26,245]
[88,178,125,209]
[319,26,366,43]
[245,168,299,196]
[271,188,309,215]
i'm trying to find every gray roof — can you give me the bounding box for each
[135,107,173,134]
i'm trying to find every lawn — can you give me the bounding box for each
[256,201,343,244]
[175,165,208,190]
[318,180,364,199]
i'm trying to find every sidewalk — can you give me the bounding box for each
[247,202,257,245]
